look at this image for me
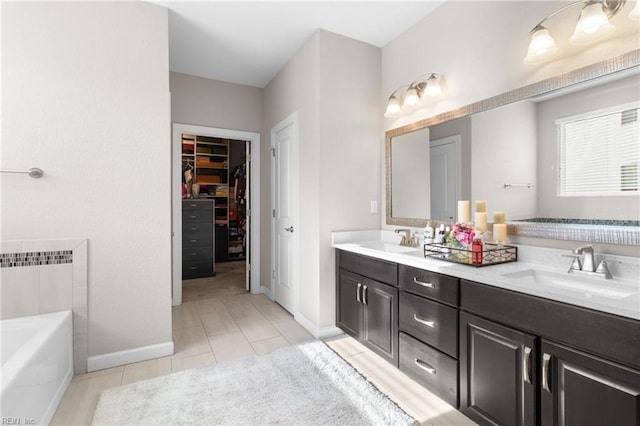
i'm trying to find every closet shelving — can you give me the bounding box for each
[182,134,246,262]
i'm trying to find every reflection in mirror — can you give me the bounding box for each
[391,128,429,219]
[385,53,639,245]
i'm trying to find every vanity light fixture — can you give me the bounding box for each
[383,74,442,118]
[524,0,627,64]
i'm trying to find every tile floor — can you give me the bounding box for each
[51,261,474,425]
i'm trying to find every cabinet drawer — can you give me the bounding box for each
[400,292,458,358]
[182,223,213,247]
[182,259,213,279]
[338,250,397,286]
[399,265,458,306]
[182,209,213,223]
[182,200,213,211]
[182,246,213,263]
[399,332,458,407]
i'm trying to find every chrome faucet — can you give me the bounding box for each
[566,245,612,279]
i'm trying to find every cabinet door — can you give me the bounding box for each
[337,271,363,339]
[362,278,398,364]
[460,312,537,426]
[541,340,640,426]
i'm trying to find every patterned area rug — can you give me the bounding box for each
[92,341,417,425]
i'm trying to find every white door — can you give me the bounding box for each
[430,135,460,221]
[271,114,298,314]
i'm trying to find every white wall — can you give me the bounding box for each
[264,29,381,333]
[2,2,172,359]
[471,101,537,220]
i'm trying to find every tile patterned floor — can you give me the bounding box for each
[51,261,474,425]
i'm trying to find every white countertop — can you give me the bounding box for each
[332,230,640,321]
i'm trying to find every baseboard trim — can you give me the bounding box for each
[259,285,273,299]
[87,341,174,372]
[294,312,343,339]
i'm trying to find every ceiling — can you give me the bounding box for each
[151,1,445,88]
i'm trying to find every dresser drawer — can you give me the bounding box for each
[182,209,213,223]
[182,246,213,263]
[400,292,458,358]
[182,259,214,280]
[182,223,213,247]
[182,200,213,211]
[399,332,458,407]
[338,250,397,286]
[399,265,458,306]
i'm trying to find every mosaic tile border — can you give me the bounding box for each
[515,218,640,227]
[0,250,73,268]
[508,222,640,246]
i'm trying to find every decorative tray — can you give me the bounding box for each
[423,242,517,267]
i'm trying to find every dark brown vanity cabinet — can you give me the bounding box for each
[398,265,460,407]
[459,312,537,426]
[460,279,640,426]
[336,250,399,365]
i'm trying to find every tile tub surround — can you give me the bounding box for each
[332,230,640,320]
[0,239,88,373]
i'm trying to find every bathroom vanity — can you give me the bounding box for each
[333,231,640,426]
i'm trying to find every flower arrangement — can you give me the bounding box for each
[446,222,476,248]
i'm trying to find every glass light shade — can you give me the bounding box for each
[630,1,640,20]
[384,96,401,117]
[524,28,558,64]
[570,2,615,44]
[425,76,442,96]
[404,87,420,106]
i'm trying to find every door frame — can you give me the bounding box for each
[430,134,461,220]
[172,123,261,306]
[269,112,299,314]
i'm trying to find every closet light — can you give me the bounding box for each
[383,74,443,117]
[523,0,626,64]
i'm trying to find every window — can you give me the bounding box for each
[557,102,640,197]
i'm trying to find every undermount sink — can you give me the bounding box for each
[502,269,635,300]
[356,241,422,254]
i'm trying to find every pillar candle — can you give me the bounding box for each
[475,200,487,213]
[493,223,507,243]
[458,200,470,223]
[474,212,487,233]
[493,211,506,224]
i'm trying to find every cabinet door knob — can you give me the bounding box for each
[523,346,532,384]
[414,358,436,375]
[413,277,435,288]
[413,314,435,328]
[542,353,552,392]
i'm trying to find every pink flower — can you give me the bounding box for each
[450,222,476,246]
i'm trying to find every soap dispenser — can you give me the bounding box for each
[423,221,434,244]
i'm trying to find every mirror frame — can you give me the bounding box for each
[385,50,640,245]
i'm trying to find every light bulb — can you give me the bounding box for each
[384,96,401,117]
[404,87,420,106]
[630,1,640,20]
[425,75,442,96]
[570,2,615,44]
[524,27,558,64]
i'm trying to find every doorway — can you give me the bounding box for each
[172,123,260,306]
[430,135,461,221]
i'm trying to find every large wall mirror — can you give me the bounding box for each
[385,51,639,245]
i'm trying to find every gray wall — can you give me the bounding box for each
[537,74,640,220]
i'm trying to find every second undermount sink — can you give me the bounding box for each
[356,241,422,254]
[502,269,635,300]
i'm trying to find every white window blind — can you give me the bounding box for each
[557,101,640,197]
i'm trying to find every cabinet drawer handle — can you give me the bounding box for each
[413,277,435,288]
[523,346,532,384]
[363,285,368,305]
[542,353,552,392]
[413,314,435,328]
[189,252,198,256]
[189,215,197,219]
[189,266,198,270]
[414,358,436,375]
[190,239,197,243]
[191,227,198,231]
[356,283,362,303]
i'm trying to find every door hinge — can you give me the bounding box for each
[270,147,276,157]
[272,209,276,218]
[246,153,251,162]
[272,269,276,278]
